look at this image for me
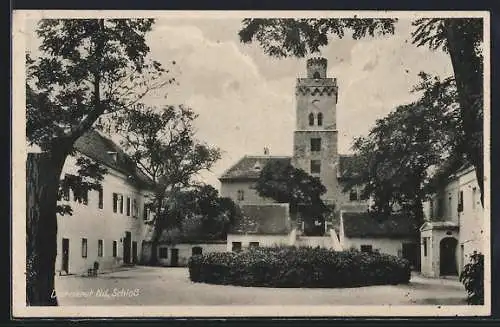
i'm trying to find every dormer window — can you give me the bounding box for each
[253,161,262,171]
[107,151,118,162]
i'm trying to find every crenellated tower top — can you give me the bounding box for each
[306,57,328,79]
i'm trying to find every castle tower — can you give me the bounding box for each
[292,57,339,206]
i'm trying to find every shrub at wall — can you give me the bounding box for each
[459,252,484,305]
[188,246,411,288]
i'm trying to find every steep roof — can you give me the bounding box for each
[341,211,417,238]
[230,204,292,235]
[219,155,291,181]
[74,130,154,189]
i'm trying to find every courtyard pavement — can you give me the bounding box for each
[54,266,467,306]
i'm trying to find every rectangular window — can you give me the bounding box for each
[249,242,259,248]
[429,199,434,218]
[232,242,242,252]
[133,199,138,218]
[81,238,88,258]
[423,237,428,257]
[98,188,103,209]
[126,197,131,216]
[62,175,70,201]
[472,187,477,210]
[310,160,321,174]
[349,189,358,201]
[310,138,321,152]
[192,246,203,255]
[112,241,117,257]
[143,204,149,220]
[360,245,372,253]
[237,190,245,201]
[98,239,103,257]
[118,195,123,214]
[113,193,118,213]
[159,247,169,258]
[458,190,464,212]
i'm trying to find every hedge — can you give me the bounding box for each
[188,246,411,288]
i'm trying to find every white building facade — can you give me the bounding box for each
[420,166,485,277]
[54,130,153,275]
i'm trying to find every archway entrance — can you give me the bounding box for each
[440,237,458,276]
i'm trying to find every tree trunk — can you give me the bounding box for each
[445,20,484,206]
[149,231,159,266]
[148,194,165,266]
[26,152,66,306]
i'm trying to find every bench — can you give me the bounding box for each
[87,262,99,277]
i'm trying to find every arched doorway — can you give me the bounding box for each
[440,237,458,276]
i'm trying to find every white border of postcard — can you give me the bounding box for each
[12,10,491,318]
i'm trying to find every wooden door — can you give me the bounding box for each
[171,248,179,267]
[62,238,69,273]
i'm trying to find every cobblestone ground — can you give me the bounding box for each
[55,266,467,306]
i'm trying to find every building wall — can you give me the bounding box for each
[420,227,460,277]
[292,130,338,202]
[342,236,415,257]
[220,180,275,205]
[336,182,370,212]
[425,179,459,222]
[156,243,227,267]
[226,234,292,251]
[420,167,485,277]
[295,80,337,131]
[420,228,434,276]
[55,154,150,275]
[458,168,484,264]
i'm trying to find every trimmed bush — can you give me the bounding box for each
[188,246,411,288]
[459,252,484,305]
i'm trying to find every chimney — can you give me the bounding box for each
[263,147,269,155]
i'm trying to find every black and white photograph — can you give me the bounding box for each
[12,10,490,317]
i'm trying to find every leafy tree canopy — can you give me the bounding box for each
[254,160,330,218]
[166,185,241,242]
[343,73,462,223]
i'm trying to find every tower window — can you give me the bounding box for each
[349,189,358,201]
[317,113,323,126]
[313,71,321,79]
[311,138,321,152]
[310,160,321,174]
[308,113,314,126]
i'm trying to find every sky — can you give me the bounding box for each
[25,16,454,190]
